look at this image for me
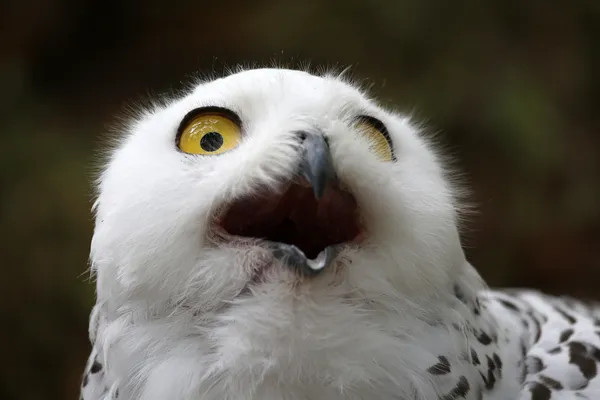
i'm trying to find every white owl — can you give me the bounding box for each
[81,68,600,400]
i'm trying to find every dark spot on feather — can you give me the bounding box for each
[492,353,503,372]
[476,330,493,345]
[554,306,576,324]
[499,299,519,312]
[440,376,470,399]
[529,382,551,400]
[470,348,480,365]
[526,356,545,374]
[559,329,574,343]
[539,375,563,390]
[479,368,496,390]
[568,341,597,380]
[427,355,451,375]
[454,284,467,305]
[91,360,102,374]
[548,346,562,354]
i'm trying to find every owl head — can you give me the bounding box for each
[90,68,474,398]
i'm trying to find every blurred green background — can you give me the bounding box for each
[1,0,599,399]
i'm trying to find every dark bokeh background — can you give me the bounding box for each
[1,1,599,399]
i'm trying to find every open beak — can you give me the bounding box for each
[270,133,340,276]
[218,131,361,278]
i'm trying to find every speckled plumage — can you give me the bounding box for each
[81,67,600,400]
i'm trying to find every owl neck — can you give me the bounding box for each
[426,262,525,399]
[103,262,524,400]
[200,263,516,400]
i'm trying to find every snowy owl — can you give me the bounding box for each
[81,68,600,400]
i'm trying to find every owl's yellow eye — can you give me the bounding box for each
[177,108,242,155]
[355,116,395,162]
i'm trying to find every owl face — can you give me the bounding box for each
[91,68,463,311]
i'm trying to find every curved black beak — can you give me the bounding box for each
[299,133,337,199]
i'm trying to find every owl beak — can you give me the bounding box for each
[299,133,338,200]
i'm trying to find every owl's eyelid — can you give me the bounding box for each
[354,115,396,161]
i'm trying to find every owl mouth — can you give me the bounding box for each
[218,179,362,258]
[217,134,363,275]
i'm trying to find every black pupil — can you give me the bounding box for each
[200,131,224,152]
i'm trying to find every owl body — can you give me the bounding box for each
[82,68,600,400]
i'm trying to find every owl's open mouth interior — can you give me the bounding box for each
[218,179,362,259]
